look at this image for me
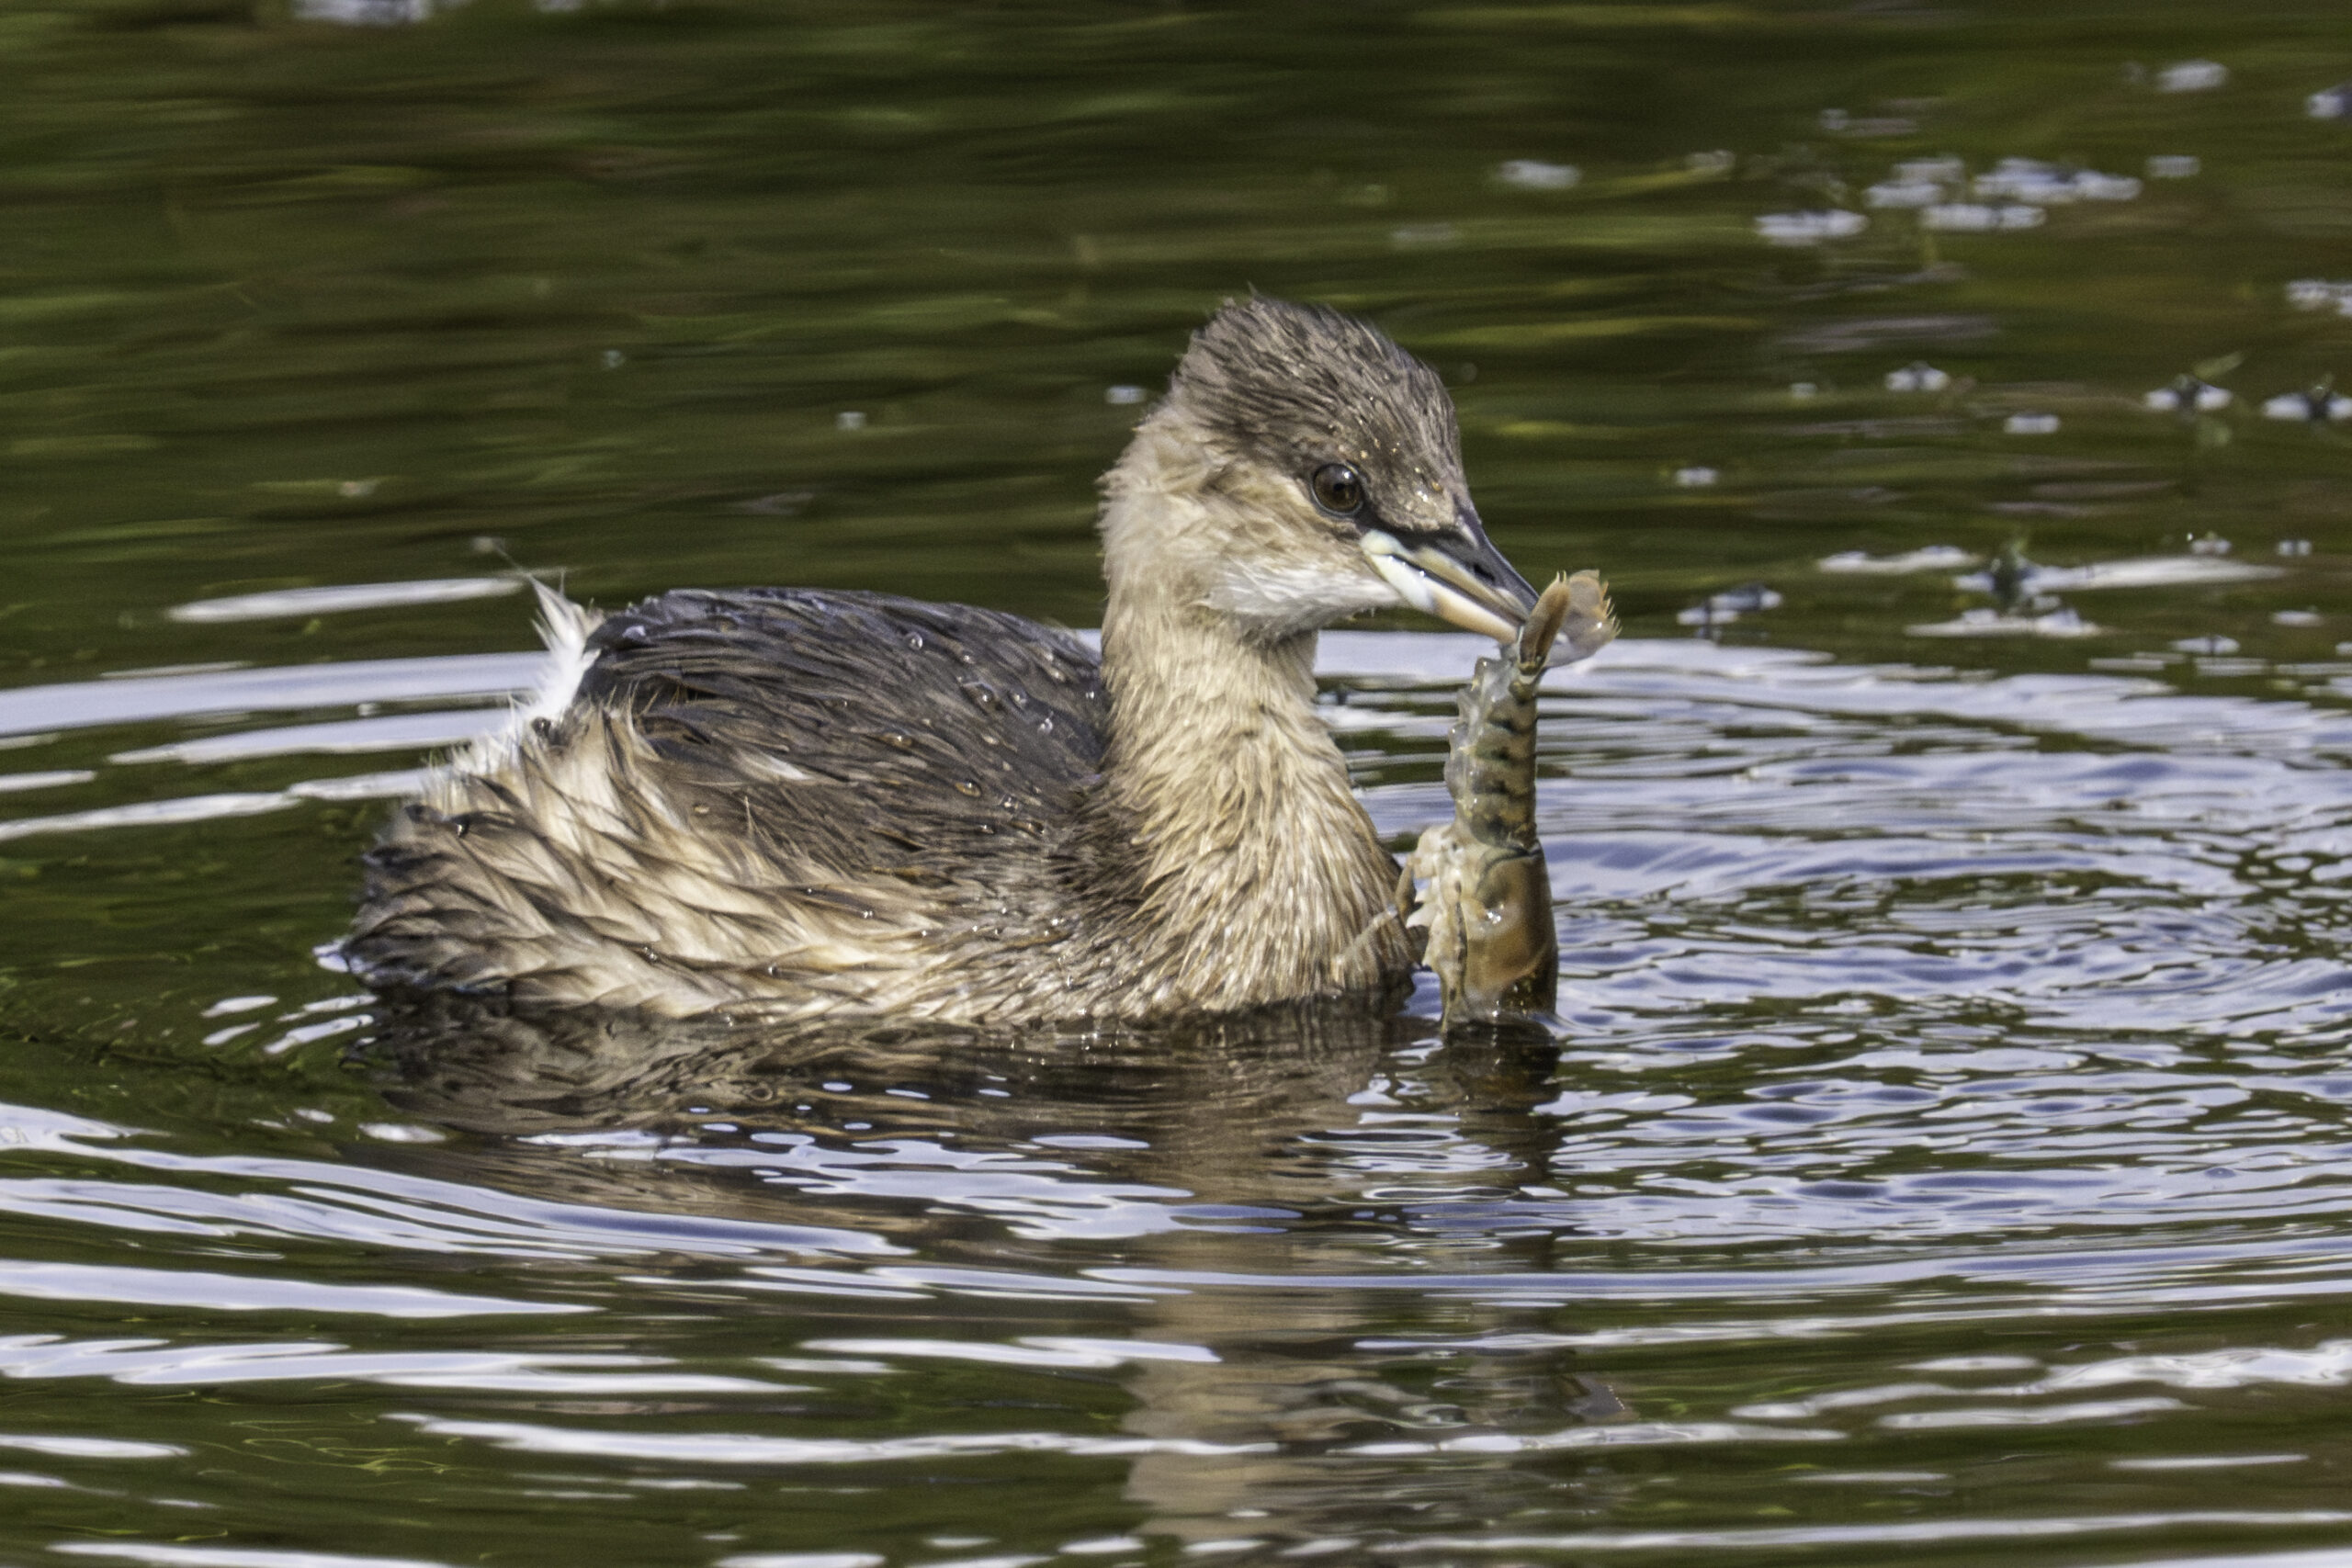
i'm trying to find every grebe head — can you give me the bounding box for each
[1125,295,1541,645]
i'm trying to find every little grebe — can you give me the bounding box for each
[348,298,1564,1023]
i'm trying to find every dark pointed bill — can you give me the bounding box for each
[1360,527,1616,665]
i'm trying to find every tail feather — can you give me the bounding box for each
[452,576,603,775]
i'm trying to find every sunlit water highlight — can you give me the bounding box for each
[4,624,2352,1562]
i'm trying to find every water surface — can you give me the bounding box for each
[6,2,2352,1564]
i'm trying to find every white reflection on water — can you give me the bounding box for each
[1379,1514,2352,1554]
[0,620,2350,1554]
[1905,606,2102,637]
[389,1412,1279,1463]
[1754,210,1868,244]
[1921,202,2043,231]
[166,579,519,625]
[0,772,435,841]
[1951,554,2285,592]
[0,770,92,794]
[0,792,298,841]
[1343,1420,1838,1454]
[290,0,440,23]
[2157,60,2231,92]
[111,711,503,766]
[0,1096,900,1276]
[801,1336,1216,1369]
[0,1433,181,1459]
[1494,160,1580,190]
[1820,545,1976,574]
[0,1339,793,1393]
[57,1548,454,1568]
[0,653,541,739]
[0,1260,580,1317]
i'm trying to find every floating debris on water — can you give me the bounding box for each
[2279,538,2315,557]
[1789,381,1820,399]
[1886,363,1952,392]
[1678,583,1782,627]
[1104,385,1147,405]
[1955,551,2284,595]
[1970,540,2044,612]
[2157,60,2230,93]
[1494,160,1580,190]
[1390,223,1460,248]
[2286,279,2352,312]
[2005,412,2061,434]
[2310,83,2352,119]
[2143,376,2233,412]
[1756,210,1868,244]
[1820,546,1977,575]
[1686,150,1736,175]
[1712,583,1783,615]
[2262,385,2352,422]
[2274,610,2324,627]
[2147,155,2202,178]
[1908,607,2102,638]
[2189,533,2233,556]
[1973,158,2143,204]
[1673,466,1719,488]
[2173,635,2241,655]
[835,411,867,431]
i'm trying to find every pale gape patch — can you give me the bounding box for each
[1203,558,1400,636]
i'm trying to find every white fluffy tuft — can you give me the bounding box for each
[451,578,602,776]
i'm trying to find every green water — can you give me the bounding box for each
[6,1,2352,1564]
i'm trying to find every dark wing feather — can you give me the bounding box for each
[576,589,1109,881]
[349,588,1119,1009]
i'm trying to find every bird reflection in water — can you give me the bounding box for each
[353,992,1628,1551]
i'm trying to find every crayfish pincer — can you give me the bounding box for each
[1403,570,1616,1028]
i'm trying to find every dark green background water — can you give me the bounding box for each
[6,2,2352,1564]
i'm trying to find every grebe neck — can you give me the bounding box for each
[1091,432,1407,1005]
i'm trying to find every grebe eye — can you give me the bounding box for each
[1310,463,1364,515]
